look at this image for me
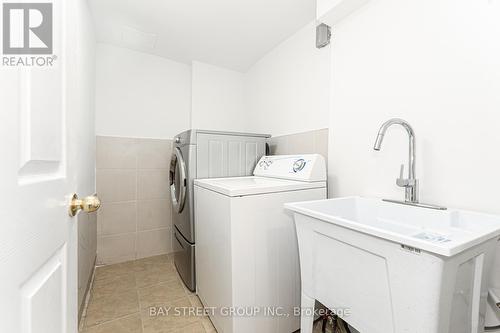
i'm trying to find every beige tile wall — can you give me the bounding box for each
[96,136,173,265]
[267,128,329,160]
[95,130,327,265]
[78,211,97,313]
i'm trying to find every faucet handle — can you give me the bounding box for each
[396,164,410,187]
[397,164,417,187]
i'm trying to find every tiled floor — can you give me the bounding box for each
[80,254,216,333]
[80,254,336,333]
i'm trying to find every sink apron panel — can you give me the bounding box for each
[486,244,500,328]
[295,213,498,333]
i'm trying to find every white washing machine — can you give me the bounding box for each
[194,154,327,333]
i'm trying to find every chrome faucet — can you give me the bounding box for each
[373,118,419,203]
[373,119,447,210]
[373,119,446,210]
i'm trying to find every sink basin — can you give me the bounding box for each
[285,196,500,333]
[285,196,500,257]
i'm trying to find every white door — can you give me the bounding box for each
[0,0,96,332]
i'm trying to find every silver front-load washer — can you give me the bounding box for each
[169,129,269,291]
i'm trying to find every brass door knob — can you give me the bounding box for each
[69,193,101,217]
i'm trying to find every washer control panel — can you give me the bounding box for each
[254,154,326,182]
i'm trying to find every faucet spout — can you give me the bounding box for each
[373,118,418,203]
[373,133,385,151]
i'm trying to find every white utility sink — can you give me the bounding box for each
[285,197,500,333]
[287,196,500,257]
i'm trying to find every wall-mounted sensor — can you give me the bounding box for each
[316,23,331,48]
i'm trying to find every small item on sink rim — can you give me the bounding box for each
[413,232,451,244]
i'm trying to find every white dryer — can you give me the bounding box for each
[194,154,327,333]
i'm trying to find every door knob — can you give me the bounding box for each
[69,193,101,217]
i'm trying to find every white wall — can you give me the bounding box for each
[95,21,330,139]
[328,0,500,215]
[95,44,191,139]
[245,21,331,136]
[75,0,97,315]
[191,61,247,132]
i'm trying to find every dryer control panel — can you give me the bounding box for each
[253,154,326,182]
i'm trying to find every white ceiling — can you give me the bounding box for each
[88,0,316,72]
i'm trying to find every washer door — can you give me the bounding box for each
[169,147,187,213]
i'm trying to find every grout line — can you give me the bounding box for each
[98,231,139,238]
[137,167,170,171]
[99,200,137,204]
[96,167,138,171]
[136,198,171,203]
[137,226,172,233]
[85,312,142,330]
[99,215,171,238]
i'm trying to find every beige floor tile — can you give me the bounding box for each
[200,317,217,333]
[82,313,143,333]
[188,295,212,322]
[134,257,179,289]
[141,298,202,333]
[85,289,140,327]
[85,255,209,332]
[166,254,174,264]
[187,295,203,309]
[137,279,186,309]
[135,265,179,289]
[134,255,170,272]
[187,295,216,332]
[94,261,135,282]
[169,321,206,333]
[92,273,136,300]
